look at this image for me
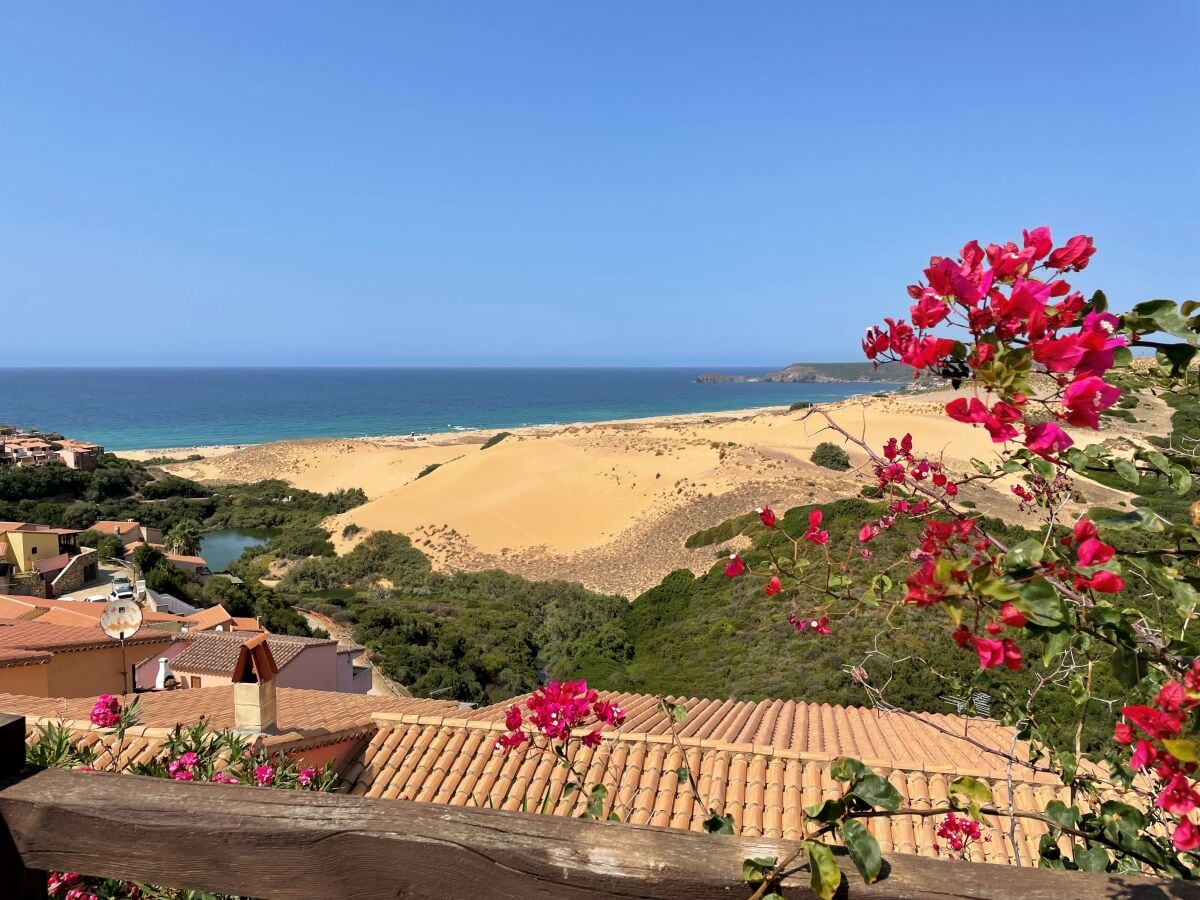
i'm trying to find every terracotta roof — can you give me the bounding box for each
[182,605,234,631]
[12,525,79,535]
[32,553,70,575]
[170,631,335,676]
[90,521,141,536]
[231,617,264,632]
[0,648,51,668]
[167,553,208,566]
[0,686,463,754]
[0,618,175,653]
[0,596,183,628]
[461,692,1026,774]
[345,710,1080,868]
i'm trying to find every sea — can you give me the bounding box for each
[1,368,902,451]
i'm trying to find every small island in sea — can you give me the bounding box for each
[696,361,905,384]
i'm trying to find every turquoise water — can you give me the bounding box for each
[198,528,276,572]
[1,368,901,451]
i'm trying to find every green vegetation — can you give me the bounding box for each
[140,453,205,465]
[481,431,513,450]
[78,529,125,561]
[811,441,851,471]
[284,532,624,703]
[416,463,442,479]
[789,401,813,411]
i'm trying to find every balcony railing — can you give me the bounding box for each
[0,713,1192,899]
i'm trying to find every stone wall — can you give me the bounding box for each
[50,549,98,597]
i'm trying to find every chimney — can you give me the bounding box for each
[232,633,279,735]
[154,657,173,690]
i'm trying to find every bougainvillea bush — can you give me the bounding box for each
[498,229,1199,897]
[33,695,335,900]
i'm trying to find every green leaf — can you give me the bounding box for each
[803,841,842,900]
[829,757,866,783]
[1156,344,1199,378]
[1013,578,1068,627]
[1140,449,1172,476]
[1111,646,1149,688]
[658,700,688,723]
[703,809,735,834]
[1090,508,1166,533]
[804,798,846,823]
[851,773,901,811]
[1099,800,1146,839]
[1005,538,1044,570]
[676,767,690,784]
[1127,299,1196,340]
[1171,465,1194,496]
[1043,800,1080,829]
[970,458,992,475]
[1114,458,1140,486]
[949,776,993,810]
[1164,739,1200,763]
[1069,675,1088,706]
[841,819,882,883]
[1075,845,1110,873]
[742,856,777,885]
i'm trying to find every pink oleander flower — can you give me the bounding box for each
[298,767,317,787]
[89,694,121,729]
[757,505,776,528]
[210,771,239,784]
[254,764,276,786]
[724,553,746,578]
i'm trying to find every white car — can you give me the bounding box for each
[110,583,135,602]
[82,594,108,603]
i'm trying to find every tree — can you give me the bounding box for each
[78,529,125,561]
[811,441,850,471]
[164,519,202,556]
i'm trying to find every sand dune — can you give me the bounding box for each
[124,391,1150,595]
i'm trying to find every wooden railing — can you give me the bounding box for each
[0,713,1195,899]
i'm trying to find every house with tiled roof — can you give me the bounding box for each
[0,594,184,630]
[135,630,371,694]
[0,617,174,697]
[181,604,237,632]
[0,523,98,597]
[89,520,162,548]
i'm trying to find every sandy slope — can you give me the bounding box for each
[121,390,1152,596]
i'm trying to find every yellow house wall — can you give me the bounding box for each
[6,531,61,573]
[46,643,172,697]
[0,663,50,696]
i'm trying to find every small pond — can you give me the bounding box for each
[199,528,278,572]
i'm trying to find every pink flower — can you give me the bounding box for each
[764,576,781,597]
[592,699,625,727]
[580,727,603,748]
[1047,234,1096,272]
[1176,818,1200,851]
[973,636,1021,671]
[724,554,746,578]
[757,505,776,528]
[1084,570,1125,593]
[1024,421,1073,456]
[999,603,1027,628]
[494,731,526,754]
[1022,226,1053,260]
[504,704,522,730]
[297,767,317,787]
[1130,740,1158,771]
[803,509,829,544]
[254,764,275,786]
[1158,773,1200,815]
[210,771,239,784]
[89,695,121,729]
[1062,376,1121,429]
[1077,536,1115,567]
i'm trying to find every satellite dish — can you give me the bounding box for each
[101,597,143,641]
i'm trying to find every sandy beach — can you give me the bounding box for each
[120,391,1158,596]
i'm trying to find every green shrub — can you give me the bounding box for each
[417,463,441,479]
[811,442,850,471]
[342,523,362,539]
[481,432,513,450]
[859,485,882,499]
[789,401,813,411]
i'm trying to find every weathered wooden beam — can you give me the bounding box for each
[0,714,45,900]
[0,768,1194,899]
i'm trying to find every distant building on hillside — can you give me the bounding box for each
[55,438,103,471]
[0,435,104,470]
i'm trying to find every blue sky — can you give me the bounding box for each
[2,2,1197,366]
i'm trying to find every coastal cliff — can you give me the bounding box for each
[696,362,896,384]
